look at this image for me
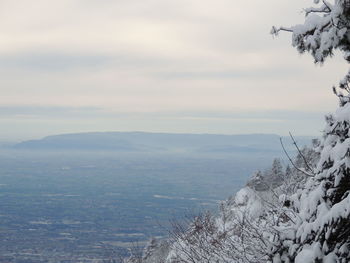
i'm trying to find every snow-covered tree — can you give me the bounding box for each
[142,238,158,261]
[272,0,350,64]
[247,170,269,191]
[270,1,350,262]
[142,238,169,263]
[267,158,285,188]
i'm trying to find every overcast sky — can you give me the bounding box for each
[0,0,348,140]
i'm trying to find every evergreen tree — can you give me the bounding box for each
[269,158,284,188]
[142,238,158,261]
[271,1,350,261]
[247,170,269,191]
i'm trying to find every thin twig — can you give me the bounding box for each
[289,132,315,175]
[280,137,313,177]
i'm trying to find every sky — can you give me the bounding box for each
[0,0,348,141]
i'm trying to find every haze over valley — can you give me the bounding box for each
[0,132,312,262]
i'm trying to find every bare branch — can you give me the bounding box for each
[322,0,333,11]
[280,137,313,177]
[289,132,316,175]
[271,26,293,36]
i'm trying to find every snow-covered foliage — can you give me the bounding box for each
[268,1,350,262]
[272,0,350,63]
[142,238,170,263]
[270,104,350,262]
[123,238,170,263]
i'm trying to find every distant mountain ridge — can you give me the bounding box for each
[13,132,314,153]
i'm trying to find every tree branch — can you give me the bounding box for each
[280,137,313,177]
[289,132,316,175]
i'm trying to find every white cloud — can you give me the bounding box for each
[0,0,345,138]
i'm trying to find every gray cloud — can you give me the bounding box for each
[0,52,172,71]
[0,106,103,118]
[0,105,326,124]
[155,67,306,80]
[0,53,112,71]
[0,0,344,139]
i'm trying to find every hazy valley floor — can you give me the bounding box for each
[0,150,278,262]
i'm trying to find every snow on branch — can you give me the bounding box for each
[272,0,350,64]
[304,3,332,16]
